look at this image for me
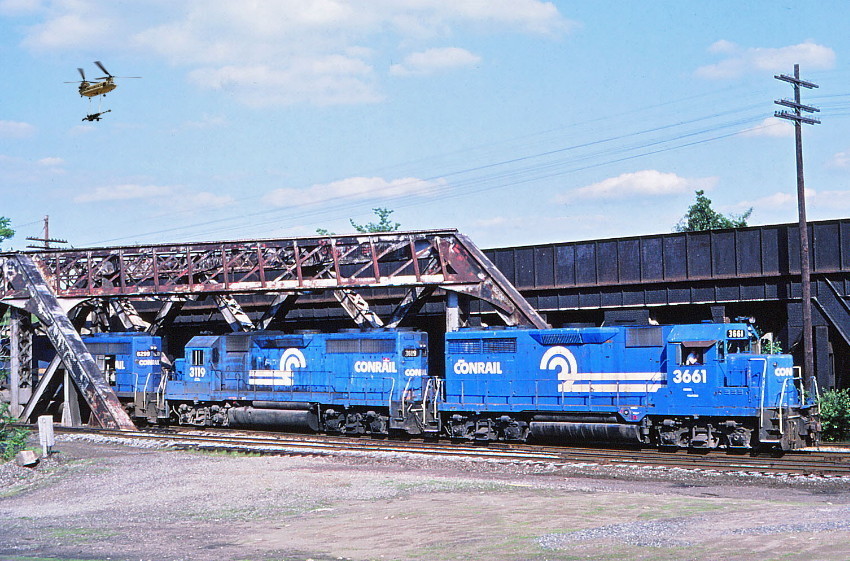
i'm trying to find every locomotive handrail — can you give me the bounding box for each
[794,366,820,407]
[754,358,770,441]
[387,376,397,413]
[156,374,168,412]
[777,377,794,436]
[421,378,429,426]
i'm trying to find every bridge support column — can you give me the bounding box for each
[8,309,32,418]
[815,325,834,390]
[446,292,470,332]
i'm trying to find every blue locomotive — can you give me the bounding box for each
[440,322,818,450]
[83,321,820,450]
[81,332,165,422]
[166,329,431,436]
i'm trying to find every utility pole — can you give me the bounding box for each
[774,64,820,385]
[26,215,67,250]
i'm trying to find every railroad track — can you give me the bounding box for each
[46,425,850,478]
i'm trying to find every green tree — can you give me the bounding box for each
[674,190,752,232]
[819,389,850,442]
[0,217,13,242]
[349,208,401,233]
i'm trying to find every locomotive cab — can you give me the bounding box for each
[82,332,164,423]
[659,323,819,450]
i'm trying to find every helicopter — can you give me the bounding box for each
[65,61,141,98]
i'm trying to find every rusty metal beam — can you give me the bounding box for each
[213,294,255,332]
[20,355,63,423]
[386,286,436,329]
[149,295,195,335]
[1,255,135,429]
[0,231,547,327]
[257,292,298,330]
[445,234,549,328]
[109,298,150,331]
[334,289,384,328]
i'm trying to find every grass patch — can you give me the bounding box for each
[47,527,118,544]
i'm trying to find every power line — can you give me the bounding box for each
[91,112,769,245]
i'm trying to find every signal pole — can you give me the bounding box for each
[774,64,820,384]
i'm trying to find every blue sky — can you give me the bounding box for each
[1,1,848,250]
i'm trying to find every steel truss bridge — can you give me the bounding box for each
[0,230,547,430]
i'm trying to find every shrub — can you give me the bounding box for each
[0,403,30,461]
[819,389,850,442]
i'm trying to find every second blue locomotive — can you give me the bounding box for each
[84,321,820,450]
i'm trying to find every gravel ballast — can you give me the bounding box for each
[1,434,850,561]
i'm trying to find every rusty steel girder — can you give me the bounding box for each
[1,230,547,328]
[1,255,135,429]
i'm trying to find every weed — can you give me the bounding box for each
[0,402,30,461]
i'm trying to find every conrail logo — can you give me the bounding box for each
[248,348,306,386]
[540,346,664,393]
[540,346,578,392]
[354,360,397,373]
[453,359,503,374]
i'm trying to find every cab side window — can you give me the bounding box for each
[191,349,205,366]
[681,346,704,365]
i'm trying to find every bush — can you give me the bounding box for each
[0,403,30,461]
[819,389,850,442]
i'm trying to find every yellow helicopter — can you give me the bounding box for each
[65,61,141,98]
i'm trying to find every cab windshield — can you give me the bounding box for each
[726,339,752,354]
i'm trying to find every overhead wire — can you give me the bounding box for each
[101,111,770,244]
[84,87,824,246]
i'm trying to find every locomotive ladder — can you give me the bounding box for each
[0,229,547,429]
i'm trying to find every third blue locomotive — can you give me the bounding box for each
[84,320,820,450]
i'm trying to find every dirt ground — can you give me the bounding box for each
[1,436,850,561]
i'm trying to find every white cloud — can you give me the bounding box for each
[809,189,850,210]
[188,57,382,107]
[11,0,571,107]
[390,47,481,76]
[696,40,835,79]
[74,184,174,203]
[73,183,234,207]
[735,188,850,212]
[37,156,64,166]
[0,0,42,16]
[735,191,798,211]
[22,11,117,51]
[830,150,850,168]
[0,120,36,138]
[264,176,445,207]
[556,170,716,202]
[739,117,794,138]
